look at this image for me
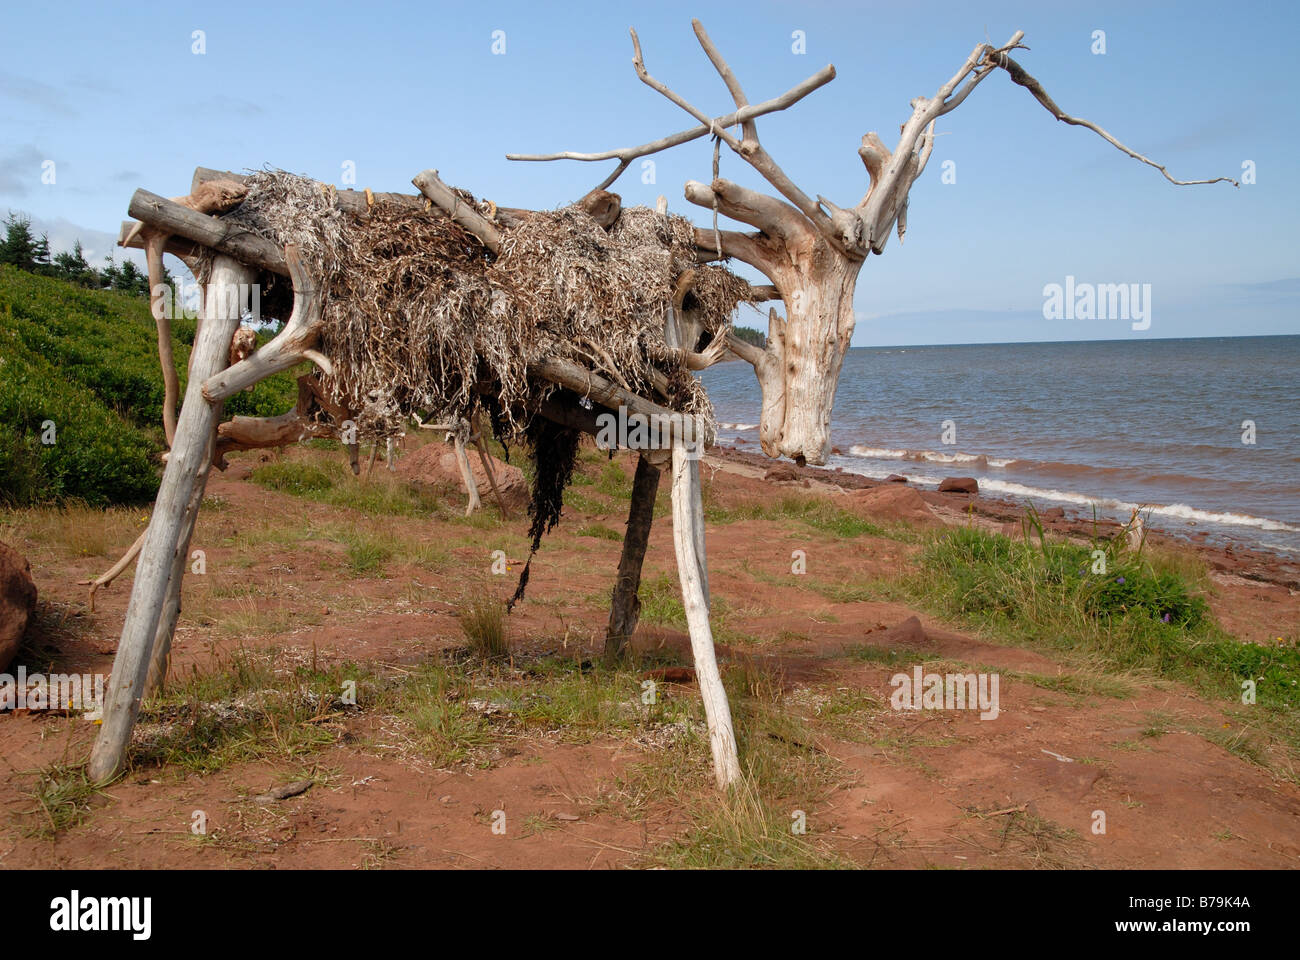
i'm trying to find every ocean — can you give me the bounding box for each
[701,335,1300,557]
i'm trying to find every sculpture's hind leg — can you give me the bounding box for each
[670,437,740,789]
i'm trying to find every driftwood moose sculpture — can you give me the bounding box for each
[88,22,1231,788]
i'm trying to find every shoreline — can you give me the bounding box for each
[706,442,1300,596]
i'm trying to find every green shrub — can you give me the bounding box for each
[0,330,158,505]
[0,266,296,505]
[912,527,1297,707]
[251,461,336,495]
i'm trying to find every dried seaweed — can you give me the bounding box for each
[210,170,751,441]
[199,169,754,579]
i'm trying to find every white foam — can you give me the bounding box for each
[848,446,908,459]
[916,451,981,464]
[834,462,944,486]
[718,422,759,432]
[847,446,1014,469]
[1146,502,1300,532]
[973,479,1300,533]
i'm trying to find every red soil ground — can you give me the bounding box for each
[1,441,1296,869]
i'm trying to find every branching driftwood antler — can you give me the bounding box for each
[512,21,1235,465]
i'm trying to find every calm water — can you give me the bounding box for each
[701,336,1300,556]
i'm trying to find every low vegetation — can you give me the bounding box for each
[910,526,1299,708]
[0,266,295,506]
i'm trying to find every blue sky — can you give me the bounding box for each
[2,0,1295,346]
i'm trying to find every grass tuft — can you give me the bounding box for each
[459,597,509,661]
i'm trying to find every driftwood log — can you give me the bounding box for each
[605,454,661,658]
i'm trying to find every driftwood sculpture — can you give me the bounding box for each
[88,22,1231,789]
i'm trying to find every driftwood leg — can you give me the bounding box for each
[88,256,254,783]
[474,436,510,517]
[453,433,481,516]
[670,439,740,788]
[143,231,179,447]
[142,460,211,695]
[470,412,511,518]
[604,454,661,659]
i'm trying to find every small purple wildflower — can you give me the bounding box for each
[1162,613,1171,623]
[1116,577,1126,584]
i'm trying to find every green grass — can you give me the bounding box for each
[638,571,689,628]
[343,531,394,575]
[844,644,914,666]
[459,597,509,660]
[575,523,623,542]
[249,451,522,541]
[493,656,688,737]
[0,265,295,505]
[645,780,851,869]
[23,763,110,838]
[900,525,1300,776]
[1007,669,1135,700]
[703,487,893,541]
[562,488,611,515]
[633,571,765,645]
[909,527,1299,707]
[390,660,493,766]
[130,648,379,775]
[386,653,697,767]
[594,461,633,498]
[631,664,852,868]
[1198,723,1267,767]
[251,457,444,517]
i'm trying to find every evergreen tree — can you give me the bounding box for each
[100,253,122,290]
[114,258,148,296]
[0,213,41,270]
[32,231,53,275]
[52,240,101,288]
[3,215,171,301]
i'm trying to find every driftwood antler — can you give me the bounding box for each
[506,31,835,195]
[510,21,1236,467]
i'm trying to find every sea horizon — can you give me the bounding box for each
[703,334,1300,557]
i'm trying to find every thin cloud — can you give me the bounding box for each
[0,71,77,116]
[0,144,49,197]
[189,94,265,118]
